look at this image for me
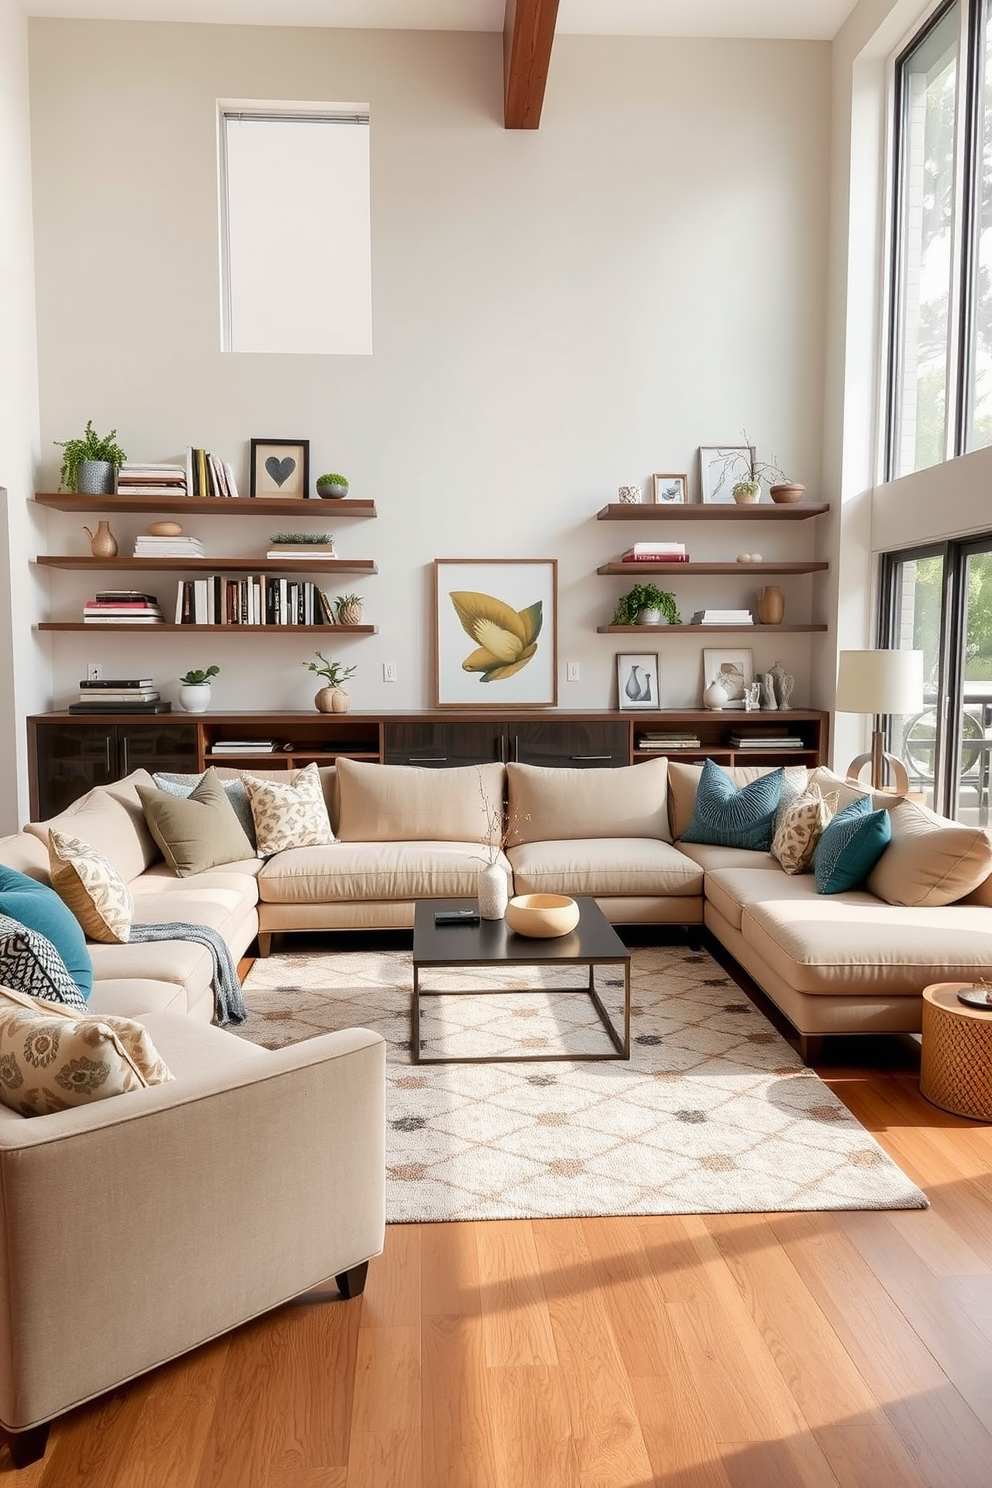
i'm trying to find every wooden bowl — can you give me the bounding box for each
[147,521,184,536]
[768,483,805,505]
[505,893,579,938]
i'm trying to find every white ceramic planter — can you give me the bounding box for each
[179,683,211,713]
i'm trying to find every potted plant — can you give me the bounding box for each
[178,664,219,714]
[315,472,349,499]
[303,652,356,712]
[335,592,364,625]
[611,584,681,627]
[55,420,127,494]
[712,434,792,505]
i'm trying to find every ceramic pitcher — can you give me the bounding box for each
[83,520,118,559]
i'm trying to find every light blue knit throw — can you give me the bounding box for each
[127,922,247,1025]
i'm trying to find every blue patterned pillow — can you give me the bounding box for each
[681,759,785,851]
[154,771,257,850]
[0,913,88,1010]
[814,796,892,894]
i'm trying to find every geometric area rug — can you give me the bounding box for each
[237,943,928,1223]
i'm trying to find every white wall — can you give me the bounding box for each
[0,0,44,833]
[24,21,832,732]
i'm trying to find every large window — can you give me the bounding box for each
[887,1,992,476]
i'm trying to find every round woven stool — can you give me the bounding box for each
[920,984,992,1121]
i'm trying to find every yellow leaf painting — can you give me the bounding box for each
[449,590,543,684]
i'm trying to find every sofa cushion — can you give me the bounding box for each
[771,787,839,875]
[0,913,88,1009]
[137,770,256,877]
[0,985,172,1117]
[506,837,702,897]
[335,757,504,845]
[0,864,93,1001]
[153,770,258,849]
[26,772,160,882]
[505,758,671,845]
[703,863,829,932]
[242,762,334,856]
[257,841,501,903]
[814,797,892,894]
[48,829,133,943]
[681,759,785,852]
[668,760,806,841]
[865,798,992,907]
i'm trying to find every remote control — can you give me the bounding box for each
[434,909,481,926]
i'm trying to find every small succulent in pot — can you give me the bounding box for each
[55,420,127,493]
[179,665,220,686]
[335,592,364,624]
[304,651,356,712]
[316,472,349,498]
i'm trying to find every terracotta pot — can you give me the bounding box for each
[315,686,350,713]
[757,585,785,625]
[769,482,805,505]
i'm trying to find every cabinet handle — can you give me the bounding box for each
[105,737,113,775]
[408,755,447,762]
[512,734,520,762]
[120,737,129,775]
[571,754,613,760]
[498,735,506,763]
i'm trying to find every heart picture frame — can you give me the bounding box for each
[249,438,310,500]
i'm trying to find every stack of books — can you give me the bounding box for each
[133,533,205,559]
[185,447,240,498]
[637,730,701,751]
[690,608,754,625]
[70,678,171,715]
[620,542,689,563]
[209,739,277,755]
[265,542,337,560]
[116,462,187,496]
[729,729,805,749]
[83,591,163,624]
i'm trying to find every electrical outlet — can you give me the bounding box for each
[86,662,102,682]
[383,662,398,683]
[566,661,580,682]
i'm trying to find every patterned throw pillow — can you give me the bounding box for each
[0,985,173,1118]
[241,762,334,857]
[47,829,133,944]
[771,786,839,875]
[813,796,893,894]
[153,771,258,850]
[680,758,785,852]
[0,913,88,1009]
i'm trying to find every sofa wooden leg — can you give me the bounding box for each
[797,1034,824,1066]
[335,1261,369,1299]
[6,1422,50,1467]
[257,932,272,958]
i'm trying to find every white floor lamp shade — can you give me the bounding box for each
[835,649,924,794]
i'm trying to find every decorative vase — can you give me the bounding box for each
[75,460,116,495]
[316,481,349,499]
[179,683,211,713]
[315,686,350,713]
[769,482,805,505]
[702,678,730,711]
[336,601,363,626]
[618,485,642,504]
[757,585,786,625]
[83,520,117,559]
[478,861,508,920]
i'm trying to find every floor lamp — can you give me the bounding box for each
[835,649,924,796]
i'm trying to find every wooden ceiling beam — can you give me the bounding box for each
[503,0,560,130]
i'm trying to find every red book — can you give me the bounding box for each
[620,551,690,563]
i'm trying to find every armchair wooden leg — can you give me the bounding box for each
[797,1034,824,1066]
[335,1260,369,1299]
[6,1422,50,1468]
[257,932,272,957]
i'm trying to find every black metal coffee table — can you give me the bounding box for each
[411,896,631,1065]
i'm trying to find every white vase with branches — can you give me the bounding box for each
[476,774,514,919]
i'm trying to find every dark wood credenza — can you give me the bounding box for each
[28,708,829,819]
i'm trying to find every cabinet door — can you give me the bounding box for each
[32,723,116,817]
[117,723,199,779]
[383,722,503,767]
[510,720,631,768]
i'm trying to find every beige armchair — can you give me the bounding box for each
[0,1013,386,1467]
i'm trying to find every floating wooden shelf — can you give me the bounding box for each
[597,623,828,634]
[38,557,377,575]
[597,503,829,521]
[37,623,378,634]
[34,494,377,517]
[597,561,828,576]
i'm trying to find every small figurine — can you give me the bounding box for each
[760,673,778,710]
[743,680,762,711]
[768,660,794,711]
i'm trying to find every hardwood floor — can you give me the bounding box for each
[8,966,992,1485]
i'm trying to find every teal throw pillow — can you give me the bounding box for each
[681,759,785,852]
[814,796,892,894]
[0,864,93,1000]
[154,771,257,850]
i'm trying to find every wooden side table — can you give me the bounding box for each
[920,984,992,1121]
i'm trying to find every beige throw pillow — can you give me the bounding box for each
[771,786,839,875]
[505,758,671,845]
[335,757,504,844]
[137,768,255,876]
[866,798,992,907]
[242,762,334,857]
[47,829,133,944]
[0,985,173,1117]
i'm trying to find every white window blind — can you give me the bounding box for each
[219,107,372,355]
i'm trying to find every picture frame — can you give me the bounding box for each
[433,559,558,708]
[702,647,754,705]
[617,653,660,710]
[652,473,688,505]
[249,438,310,499]
[698,444,756,504]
